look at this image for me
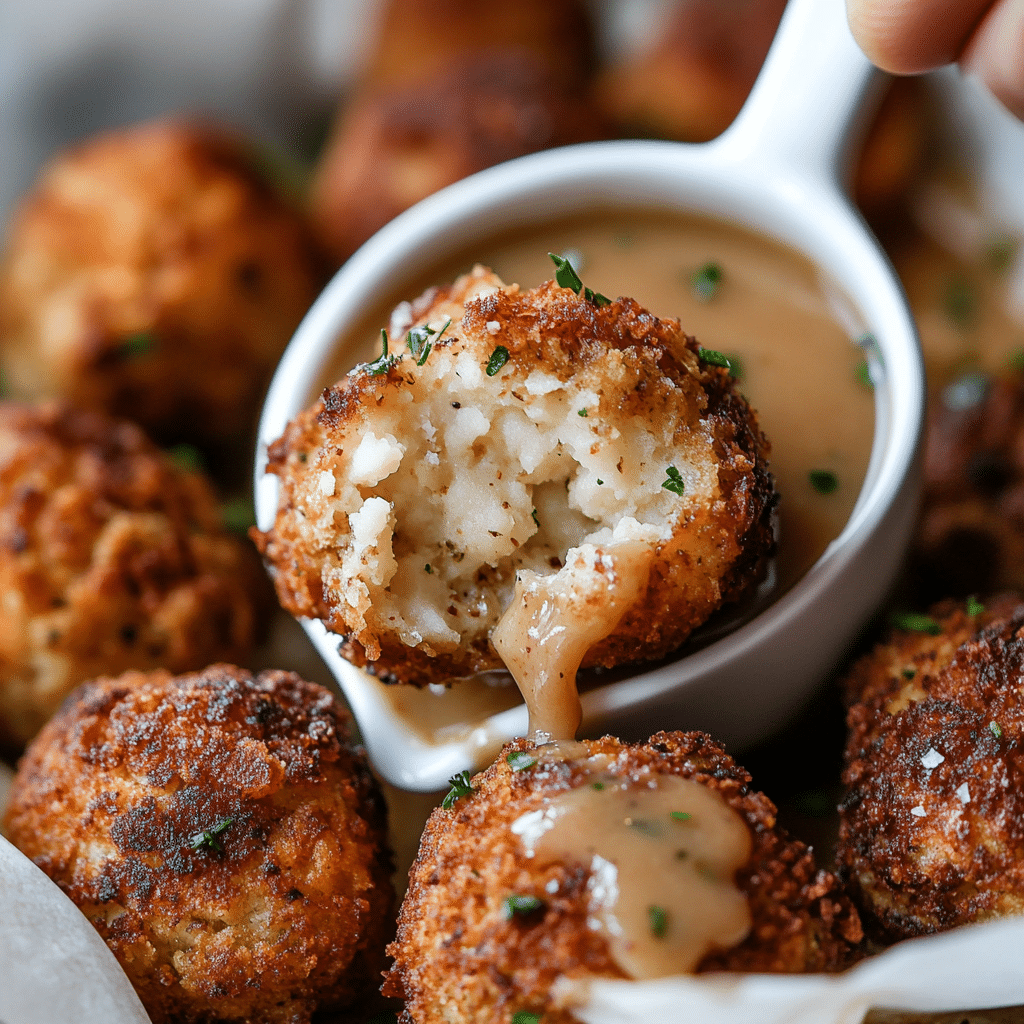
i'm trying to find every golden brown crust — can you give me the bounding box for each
[310,52,609,264]
[838,594,1024,941]
[254,269,776,686]
[0,400,270,748]
[4,664,394,1024]
[0,120,327,446]
[385,732,862,1024]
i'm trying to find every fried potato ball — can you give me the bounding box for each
[309,52,609,264]
[3,664,394,1024]
[0,120,327,448]
[384,732,863,1024]
[254,266,775,687]
[909,368,1024,602]
[359,0,596,90]
[838,593,1024,941]
[0,401,270,748]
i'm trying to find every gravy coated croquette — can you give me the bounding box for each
[4,664,394,1024]
[0,120,326,447]
[0,401,269,748]
[385,732,863,1024]
[310,52,609,263]
[839,594,1024,941]
[254,266,775,686]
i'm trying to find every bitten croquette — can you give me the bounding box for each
[385,732,863,1024]
[254,265,776,687]
[0,120,327,448]
[839,593,1024,941]
[0,401,269,748]
[3,664,394,1024]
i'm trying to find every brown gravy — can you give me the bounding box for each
[512,746,752,978]
[322,210,875,746]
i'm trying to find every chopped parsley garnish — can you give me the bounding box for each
[596,478,604,485]
[166,443,204,473]
[809,469,839,495]
[856,359,873,388]
[725,354,744,381]
[985,235,1018,273]
[966,595,985,617]
[943,279,977,328]
[441,770,475,809]
[531,508,539,527]
[502,894,545,919]
[220,496,256,534]
[424,563,433,574]
[662,466,685,496]
[511,1013,543,1024]
[902,666,917,679]
[670,811,692,822]
[648,905,669,938]
[506,750,538,772]
[889,611,942,636]
[486,345,510,376]
[190,817,234,853]
[991,720,1004,739]
[578,408,588,417]
[698,347,731,370]
[548,252,611,306]
[120,332,156,358]
[368,329,399,375]
[689,262,722,302]
[591,781,605,790]
[406,317,451,366]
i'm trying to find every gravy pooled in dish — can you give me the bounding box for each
[256,262,776,739]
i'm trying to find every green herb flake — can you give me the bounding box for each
[486,345,510,376]
[902,666,917,679]
[548,252,610,306]
[220,496,256,534]
[367,329,399,375]
[726,354,744,382]
[578,408,588,417]
[690,262,723,302]
[985,235,1018,273]
[502,893,545,919]
[662,465,685,496]
[441,770,475,809]
[531,508,539,527]
[809,469,839,495]
[698,347,731,370]
[943,279,977,329]
[407,317,451,366]
[591,781,605,790]
[511,1013,543,1024]
[166,443,204,473]
[648,905,669,939]
[991,720,1004,739]
[856,359,873,388]
[506,750,538,772]
[424,563,433,574]
[120,332,156,359]
[596,479,604,485]
[966,595,986,617]
[190,817,234,853]
[889,611,942,636]
[670,811,692,822]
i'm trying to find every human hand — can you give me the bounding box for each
[847,0,1024,120]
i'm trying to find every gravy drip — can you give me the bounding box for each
[512,764,753,978]
[491,539,652,740]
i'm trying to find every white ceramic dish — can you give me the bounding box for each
[253,0,925,791]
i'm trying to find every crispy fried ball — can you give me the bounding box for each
[0,401,270,748]
[254,266,775,686]
[384,732,863,1024]
[0,120,327,447]
[909,368,1024,602]
[309,52,609,264]
[838,593,1024,941]
[3,664,394,1024]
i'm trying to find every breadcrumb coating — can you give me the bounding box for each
[254,266,775,686]
[4,664,394,1024]
[839,594,1024,940]
[0,401,269,748]
[385,731,863,1024]
[0,120,326,447]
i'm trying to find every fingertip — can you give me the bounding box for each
[961,0,1024,122]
